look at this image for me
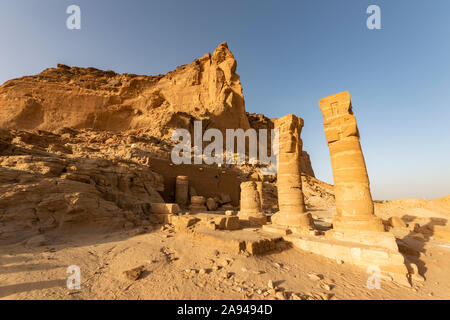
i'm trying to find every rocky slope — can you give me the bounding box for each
[0,129,165,244]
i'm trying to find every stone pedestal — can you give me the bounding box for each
[238,181,267,226]
[270,114,314,232]
[189,196,207,212]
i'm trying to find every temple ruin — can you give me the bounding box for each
[269,114,314,232]
[238,181,267,226]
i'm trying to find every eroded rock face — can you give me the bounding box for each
[0,129,164,244]
[0,42,249,138]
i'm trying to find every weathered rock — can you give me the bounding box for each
[206,198,218,211]
[388,216,407,229]
[0,42,250,138]
[224,216,240,230]
[308,273,322,281]
[0,134,165,244]
[171,215,199,230]
[25,235,47,247]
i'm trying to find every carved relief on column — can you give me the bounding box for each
[270,114,314,230]
[319,92,384,233]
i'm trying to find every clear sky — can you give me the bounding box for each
[0,0,449,200]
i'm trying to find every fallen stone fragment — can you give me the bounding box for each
[320,293,331,300]
[206,198,218,211]
[291,293,302,300]
[388,216,407,228]
[224,216,240,230]
[322,284,332,291]
[123,265,146,281]
[308,273,322,281]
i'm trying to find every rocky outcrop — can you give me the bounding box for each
[0,42,249,138]
[0,129,164,244]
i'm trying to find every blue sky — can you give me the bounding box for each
[0,0,449,200]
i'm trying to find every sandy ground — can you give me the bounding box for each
[1,216,450,300]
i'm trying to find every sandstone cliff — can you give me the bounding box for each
[0,42,249,138]
[0,42,315,176]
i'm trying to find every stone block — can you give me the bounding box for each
[225,216,240,230]
[151,203,180,214]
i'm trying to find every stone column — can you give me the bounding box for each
[175,176,189,207]
[255,181,264,210]
[238,181,267,226]
[271,114,314,230]
[189,196,207,212]
[319,92,384,233]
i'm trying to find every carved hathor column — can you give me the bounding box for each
[238,181,267,226]
[271,114,314,231]
[319,92,384,233]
